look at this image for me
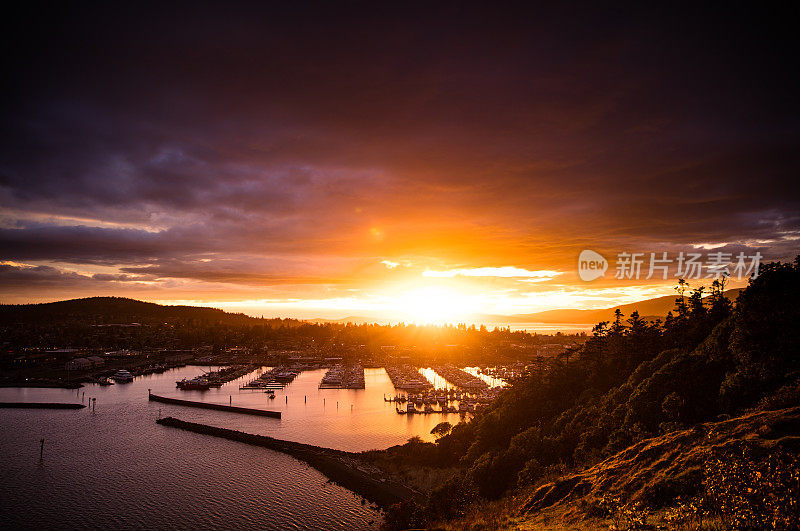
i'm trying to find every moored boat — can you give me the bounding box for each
[176,377,211,390]
[112,369,134,383]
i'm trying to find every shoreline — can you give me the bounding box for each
[156,416,415,509]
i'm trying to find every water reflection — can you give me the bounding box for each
[463,367,507,388]
[418,367,456,389]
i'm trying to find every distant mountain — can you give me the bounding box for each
[481,288,743,325]
[0,296,300,327]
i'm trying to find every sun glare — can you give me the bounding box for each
[392,285,477,324]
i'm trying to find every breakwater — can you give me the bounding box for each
[148,393,281,418]
[156,416,415,508]
[0,381,83,389]
[0,402,86,409]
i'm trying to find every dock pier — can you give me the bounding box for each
[148,392,281,418]
[0,402,85,409]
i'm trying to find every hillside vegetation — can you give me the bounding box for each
[376,258,800,530]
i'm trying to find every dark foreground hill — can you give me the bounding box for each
[518,406,800,528]
[417,406,800,529]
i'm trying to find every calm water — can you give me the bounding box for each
[0,367,465,529]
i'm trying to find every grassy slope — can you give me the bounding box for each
[430,406,800,529]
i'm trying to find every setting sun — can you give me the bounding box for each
[392,285,479,324]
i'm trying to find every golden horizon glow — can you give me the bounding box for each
[5,255,750,324]
[149,273,742,324]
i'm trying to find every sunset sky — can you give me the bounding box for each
[1,3,798,322]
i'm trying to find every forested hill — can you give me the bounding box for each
[0,297,300,327]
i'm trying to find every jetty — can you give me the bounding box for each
[156,416,415,508]
[0,402,85,409]
[148,392,281,418]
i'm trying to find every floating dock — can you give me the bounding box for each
[431,365,488,390]
[148,392,281,418]
[0,402,86,409]
[240,366,301,390]
[318,364,365,389]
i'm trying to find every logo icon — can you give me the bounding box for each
[578,250,607,281]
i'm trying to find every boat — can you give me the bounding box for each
[98,377,114,386]
[176,377,211,390]
[112,369,134,383]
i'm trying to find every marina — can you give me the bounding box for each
[0,363,489,529]
[0,365,397,530]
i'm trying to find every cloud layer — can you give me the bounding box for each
[0,3,798,315]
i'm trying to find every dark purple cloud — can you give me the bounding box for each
[0,2,798,300]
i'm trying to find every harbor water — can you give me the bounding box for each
[0,367,466,529]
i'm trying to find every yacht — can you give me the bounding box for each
[112,369,134,383]
[176,377,210,390]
